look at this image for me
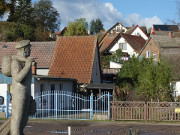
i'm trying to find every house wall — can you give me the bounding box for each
[91,47,101,83]
[131,27,148,40]
[140,38,160,60]
[175,81,180,97]
[110,61,122,68]
[0,84,8,106]
[36,69,49,76]
[34,79,74,94]
[109,37,138,57]
[110,24,127,34]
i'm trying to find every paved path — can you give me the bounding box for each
[1,120,180,135]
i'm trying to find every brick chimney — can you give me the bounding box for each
[168,32,174,38]
[32,62,37,75]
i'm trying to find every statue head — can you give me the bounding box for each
[16,40,31,58]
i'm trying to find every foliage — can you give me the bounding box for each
[33,0,60,32]
[100,49,123,68]
[0,21,35,41]
[7,0,35,26]
[90,18,105,35]
[111,49,124,63]
[0,0,10,18]
[100,53,111,68]
[117,56,173,102]
[64,18,88,36]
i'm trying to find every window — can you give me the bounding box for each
[119,43,127,50]
[153,54,157,60]
[40,84,45,95]
[146,51,151,58]
[117,26,121,32]
[51,84,55,92]
[59,83,63,91]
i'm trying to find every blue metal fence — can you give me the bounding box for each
[31,90,110,120]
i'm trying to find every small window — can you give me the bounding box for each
[146,51,151,58]
[117,26,121,32]
[153,54,157,60]
[119,43,127,50]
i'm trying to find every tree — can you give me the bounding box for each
[90,18,104,35]
[0,0,11,18]
[7,0,35,26]
[117,56,173,102]
[34,0,60,32]
[64,18,88,36]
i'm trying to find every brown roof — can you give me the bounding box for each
[48,36,97,84]
[104,33,146,53]
[0,42,55,68]
[99,34,118,52]
[120,33,146,52]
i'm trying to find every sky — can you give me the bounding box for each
[3,0,180,30]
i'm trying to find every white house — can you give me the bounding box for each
[126,25,148,40]
[108,22,127,34]
[103,33,146,68]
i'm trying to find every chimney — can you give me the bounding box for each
[32,62,37,75]
[168,31,174,38]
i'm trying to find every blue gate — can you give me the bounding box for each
[31,90,110,120]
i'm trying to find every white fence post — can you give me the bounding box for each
[68,126,71,135]
[6,91,9,118]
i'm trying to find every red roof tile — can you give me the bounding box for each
[0,42,55,68]
[48,36,97,84]
[99,34,118,52]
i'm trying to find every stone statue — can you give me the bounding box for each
[10,40,35,135]
[1,40,36,135]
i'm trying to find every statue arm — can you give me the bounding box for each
[11,58,32,83]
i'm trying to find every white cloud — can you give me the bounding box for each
[53,0,163,30]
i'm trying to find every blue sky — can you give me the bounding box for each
[99,0,178,23]
[17,0,180,30]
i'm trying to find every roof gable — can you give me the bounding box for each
[48,36,97,84]
[0,42,55,68]
[105,33,146,53]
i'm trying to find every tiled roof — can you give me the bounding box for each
[104,33,146,53]
[0,41,55,68]
[152,35,180,48]
[99,34,118,52]
[120,33,146,52]
[48,36,97,84]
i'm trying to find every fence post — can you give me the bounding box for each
[6,91,9,118]
[144,103,147,122]
[90,93,93,120]
[56,90,58,119]
[108,92,110,120]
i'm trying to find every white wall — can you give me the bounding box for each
[110,61,122,68]
[0,84,8,106]
[36,69,49,76]
[91,47,101,83]
[131,27,148,40]
[109,37,138,57]
[175,81,180,97]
